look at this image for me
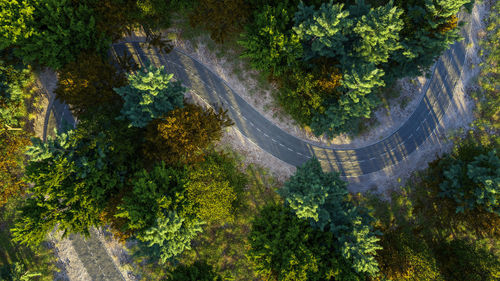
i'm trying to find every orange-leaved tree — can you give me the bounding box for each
[144,103,233,166]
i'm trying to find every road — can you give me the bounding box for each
[52,38,467,178]
[107,37,467,178]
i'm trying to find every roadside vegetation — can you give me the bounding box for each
[0,0,498,281]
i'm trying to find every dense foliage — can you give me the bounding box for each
[439,143,499,215]
[169,261,222,281]
[0,59,32,206]
[144,103,232,165]
[55,52,126,117]
[239,0,471,136]
[11,117,140,247]
[279,158,381,276]
[0,0,109,69]
[114,65,186,128]
[248,203,363,281]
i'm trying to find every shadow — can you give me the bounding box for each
[69,230,125,281]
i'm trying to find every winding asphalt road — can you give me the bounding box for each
[107,37,466,178]
[50,36,467,179]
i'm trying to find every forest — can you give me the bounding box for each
[0,0,499,280]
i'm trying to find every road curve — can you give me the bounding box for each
[109,37,467,178]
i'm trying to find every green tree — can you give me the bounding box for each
[116,162,187,236]
[114,65,185,128]
[144,103,232,165]
[0,59,32,128]
[185,152,246,224]
[248,203,364,281]
[387,0,471,80]
[239,2,303,77]
[135,211,204,264]
[55,52,126,117]
[3,0,109,69]
[310,62,383,136]
[0,0,35,50]
[169,261,222,281]
[293,1,349,60]
[350,1,404,65]
[11,116,140,247]
[439,146,500,215]
[279,158,381,276]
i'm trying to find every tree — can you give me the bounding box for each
[278,158,381,276]
[247,203,364,281]
[439,145,500,215]
[144,103,233,165]
[0,59,32,128]
[0,0,35,50]
[169,261,222,281]
[55,52,126,117]
[134,211,204,264]
[350,1,404,65]
[11,116,140,247]
[375,228,444,281]
[310,61,383,136]
[239,2,303,77]
[189,0,251,43]
[114,64,186,128]
[387,0,471,81]
[185,152,245,224]
[115,162,187,236]
[293,1,349,60]
[3,0,109,69]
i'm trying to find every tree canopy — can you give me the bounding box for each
[114,65,186,128]
[247,203,364,281]
[278,158,381,276]
[144,103,232,165]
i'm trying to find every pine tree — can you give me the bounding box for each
[440,149,500,215]
[351,1,404,65]
[114,64,186,128]
[115,162,187,236]
[135,211,204,263]
[293,1,350,60]
[279,158,382,276]
[239,2,303,77]
[4,0,109,69]
[247,203,365,281]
